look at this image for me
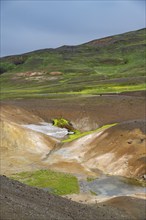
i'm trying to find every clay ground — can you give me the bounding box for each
[1,91,146,131]
[0,91,146,219]
[1,91,146,177]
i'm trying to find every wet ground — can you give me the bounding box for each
[79,175,146,198]
[1,175,146,220]
[22,122,69,139]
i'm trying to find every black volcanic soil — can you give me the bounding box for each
[1,175,145,220]
[100,196,146,220]
[1,91,145,131]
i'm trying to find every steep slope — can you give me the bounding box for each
[0,105,58,175]
[44,120,146,179]
[0,28,145,99]
[2,119,145,178]
[100,196,146,220]
[1,175,143,220]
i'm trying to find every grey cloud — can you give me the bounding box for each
[1,0,145,56]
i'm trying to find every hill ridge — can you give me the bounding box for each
[1,28,145,58]
[0,28,145,99]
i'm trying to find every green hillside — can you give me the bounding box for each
[0,28,146,99]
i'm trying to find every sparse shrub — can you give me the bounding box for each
[12,56,26,65]
[0,62,15,74]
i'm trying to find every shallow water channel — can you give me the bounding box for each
[22,122,69,139]
[79,175,146,198]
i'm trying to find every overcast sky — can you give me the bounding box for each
[1,0,145,57]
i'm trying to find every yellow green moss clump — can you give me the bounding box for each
[52,118,75,132]
[63,123,117,143]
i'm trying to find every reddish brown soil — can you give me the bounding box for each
[1,91,145,131]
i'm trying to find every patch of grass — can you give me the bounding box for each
[63,123,117,143]
[77,83,146,95]
[10,169,79,195]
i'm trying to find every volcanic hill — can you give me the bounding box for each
[0,28,146,99]
[0,28,146,220]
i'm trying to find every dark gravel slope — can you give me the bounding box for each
[0,175,133,220]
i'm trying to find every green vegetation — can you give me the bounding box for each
[52,118,75,131]
[10,169,79,195]
[87,177,97,182]
[90,190,97,196]
[122,177,146,187]
[0,62,16,74]
[63,123,117,143]
[0,28,146,99]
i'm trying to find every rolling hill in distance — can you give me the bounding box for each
[0,28,146,99]
[0,28,146,219]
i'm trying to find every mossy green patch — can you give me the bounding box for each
[63,123,117,143]
[10,169,79,195]
[52,118,75,132]
[53,118,70,127]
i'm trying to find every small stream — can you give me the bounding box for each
[79,175,146,198]
[22,122,70,139]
